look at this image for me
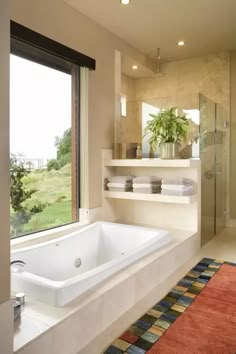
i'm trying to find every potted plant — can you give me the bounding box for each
[143,107,189,159]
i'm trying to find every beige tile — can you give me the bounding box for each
[14,314,49,352]
[51,296,103,354]
[15,331,52,354]
[200,227,236,262]
[102,276,135,332]
[134,259,161,302]
[20,297,69,327]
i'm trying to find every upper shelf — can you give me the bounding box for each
[104,158,200,168]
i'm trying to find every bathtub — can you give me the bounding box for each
[11,222,172,307]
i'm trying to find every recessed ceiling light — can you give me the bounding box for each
[120,0,131,5]
[178,41,185,46]
[132,65,138,70]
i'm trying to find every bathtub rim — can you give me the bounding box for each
[11,221,167,254]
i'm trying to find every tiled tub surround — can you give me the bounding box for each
[14,229,199,354]
[11,222,171,307]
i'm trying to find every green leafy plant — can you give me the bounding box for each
[143,107,189,151]
[10,155,47,237]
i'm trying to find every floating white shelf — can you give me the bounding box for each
[104,158,200,168]
[104,191,197,204]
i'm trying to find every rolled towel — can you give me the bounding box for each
[162,177,193,186]
[133,183,161,188]
[108,182,132,188]
[133,176,162,184]
[108,176,134,183]
[161,184,195,191]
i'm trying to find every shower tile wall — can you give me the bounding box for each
[121,52,230,146]
[135,53,229,147]
[134,52,229,107]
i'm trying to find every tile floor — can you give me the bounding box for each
[199,227,236,262]
[80,227,236,354]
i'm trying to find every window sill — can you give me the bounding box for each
[11,220,89,250]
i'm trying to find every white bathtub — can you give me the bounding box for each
[11,222,172,307]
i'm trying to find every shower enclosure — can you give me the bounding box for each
[140,93,227,244]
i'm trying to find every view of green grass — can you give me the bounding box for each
[23,200,72,234]
[11,163,72,237]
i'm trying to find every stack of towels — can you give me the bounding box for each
[161,177,194,196]
[133,176,162,194]
[107,176,133,192]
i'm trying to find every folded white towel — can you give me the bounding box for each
[133,183,161,188]
[108,176,134,183]
[162,177,193,186]
[161,188,193,196]
[161,185,194,191]
[108,187,132,192]
[108,182,132,188]
[134,188,161,194]
[133,176,162,183]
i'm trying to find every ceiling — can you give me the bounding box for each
[121,54,153,79]
[65,0,236,62]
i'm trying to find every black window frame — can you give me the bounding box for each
[10,21,96,70]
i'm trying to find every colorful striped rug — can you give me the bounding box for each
[105,258,236,354]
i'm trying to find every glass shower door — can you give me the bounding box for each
[200,94,216,244]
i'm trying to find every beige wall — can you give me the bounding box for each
[10,0,149,209]
[0,0,10,304]
[230,51,236,219]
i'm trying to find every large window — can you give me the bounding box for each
[10,52,76,238]
[10,22,95,239]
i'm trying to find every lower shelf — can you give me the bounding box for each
[104,191,197,204]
